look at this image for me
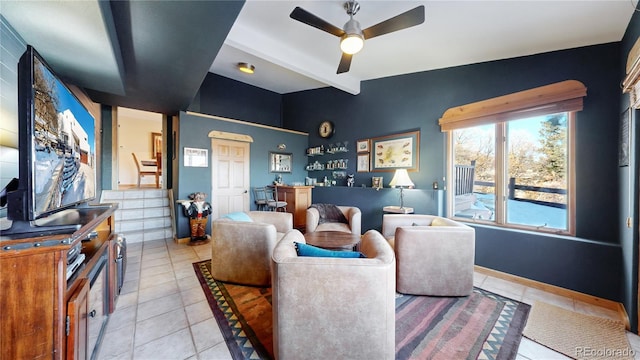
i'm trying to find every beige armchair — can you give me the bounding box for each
[382,214,475,296]
[211,211,292,286]
[305,205,361,235]
[271,229,395,360]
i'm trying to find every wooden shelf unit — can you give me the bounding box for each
[0,204,118,359]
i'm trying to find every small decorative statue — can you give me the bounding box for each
[181,192,212,241]
[347,174,355,187]
[274,174,283,185]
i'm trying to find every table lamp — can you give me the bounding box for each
[389,169,414,209]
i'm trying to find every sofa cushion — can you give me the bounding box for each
[221,212,254,222]
[430,217,449,226]
[315,222,352,233]
[294,242,365,258]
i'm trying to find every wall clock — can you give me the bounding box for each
[318,120,335,138]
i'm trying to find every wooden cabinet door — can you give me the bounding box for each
[0,251,63,359]
[294,188,312,228]
[66,278,89,360]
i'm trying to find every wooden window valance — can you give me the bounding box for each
[623,36,640,108]
[438,80,587,131]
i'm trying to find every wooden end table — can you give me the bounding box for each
[303,231,361,251]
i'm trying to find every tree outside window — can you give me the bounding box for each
[451,112,572,233]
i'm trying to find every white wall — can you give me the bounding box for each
[117,107,162,186]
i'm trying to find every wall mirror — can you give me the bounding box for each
[270,152,292,173]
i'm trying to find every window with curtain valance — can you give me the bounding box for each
[438,80,587,131]
[439,80,587,235]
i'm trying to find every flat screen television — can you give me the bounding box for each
[4,45,96,235]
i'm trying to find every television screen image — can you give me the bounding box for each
[31,54,96,217]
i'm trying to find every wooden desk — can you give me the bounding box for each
[304,231,361,251]
[274,185,314,229]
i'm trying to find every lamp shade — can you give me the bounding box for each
[389,169,414,188]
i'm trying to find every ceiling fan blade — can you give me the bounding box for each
[337,53,353,74]
[362,5,425,40]
[290,7,345,37]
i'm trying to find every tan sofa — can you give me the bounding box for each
[271,229,395,360]
[211,211,292,286]
[382,214,475,296]
[305,205,361,234]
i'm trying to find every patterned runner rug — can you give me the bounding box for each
[193,260,530,360]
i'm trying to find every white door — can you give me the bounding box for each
[211,139,250,219]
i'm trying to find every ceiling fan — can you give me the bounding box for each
[290,1,425,74]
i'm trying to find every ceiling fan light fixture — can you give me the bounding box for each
[237,62,255,74]
[340,34,364,55]
[340,18,364,55]
[340,33,364,54]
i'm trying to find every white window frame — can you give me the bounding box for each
[446,113,576,235]
[439,81,586,236]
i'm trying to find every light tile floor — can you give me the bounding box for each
[97,238,640,360]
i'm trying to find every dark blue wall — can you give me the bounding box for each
[282,43,624,304]
[190,40,630,323]
[313,187,444,233]
[100,105,114,190]
[190,73,283,127]
[620,5,640,332]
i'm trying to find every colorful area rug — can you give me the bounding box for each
[193,260,530,360]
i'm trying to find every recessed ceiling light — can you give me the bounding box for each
[237,62,255,74]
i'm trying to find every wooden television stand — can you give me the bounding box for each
[0,204,120,359]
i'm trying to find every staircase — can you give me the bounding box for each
[100,189,173,244]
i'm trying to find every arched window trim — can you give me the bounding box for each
[438,80,587,132]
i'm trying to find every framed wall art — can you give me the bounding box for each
[357,153,370,172]
[151,132,162,156]
[619,108,630,167]
[270,152,292,173]
[356,139,370,153]
[184,147,208,167]
[372,176,383,190]
[371,130,420,171]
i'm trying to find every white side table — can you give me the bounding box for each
[383,206,414,214]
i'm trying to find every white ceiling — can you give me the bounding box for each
[211,0,639,95]
[1,1,244,114]
[1,0,637,113]
[1,0,125,95]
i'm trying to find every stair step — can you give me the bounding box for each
[100,189,174,244]
[120,227,173,243]
[116,217,172,233]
